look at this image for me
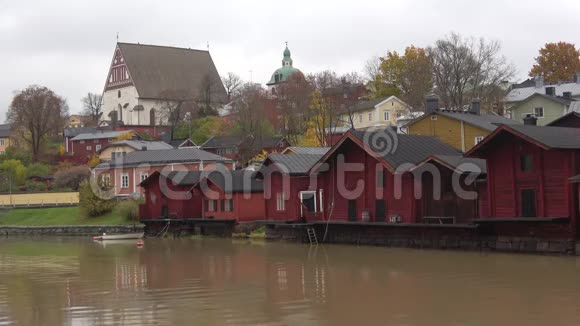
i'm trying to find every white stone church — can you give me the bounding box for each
[101,42,227,126]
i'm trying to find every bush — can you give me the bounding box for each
[54,165,90,191]
[27,162,53,177]
[113,199,142,222]
[25,181,48,192]
[79,180,116,217]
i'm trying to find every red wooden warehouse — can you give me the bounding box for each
[466,121,580,240]
[139,171,202,220]
[312,130,460,223]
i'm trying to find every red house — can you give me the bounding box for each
[139,171,202,219]
[197,170,266,222]
[547,112,580,128]
[259,153,325,221]
[69,130,135,163]
[312,129,460,223]
[466,122,580,240]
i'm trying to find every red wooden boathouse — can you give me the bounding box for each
[466,122,580,240]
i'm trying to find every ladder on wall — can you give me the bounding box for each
[306,227,318,245]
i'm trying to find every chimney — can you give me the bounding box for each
[523,114,537,126]
[470,98,481,115]
[141,146,147,151]
[425,93,439,114]
[563,91,572,100]
[575,72,580,84]
[545,86,556,96]
[535,76,544,88]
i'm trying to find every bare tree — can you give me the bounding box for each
[428,33,515,110]
[221,72,243,101]
[7,85,69,160]
[156,90,196,140]
[275,73,313,144]
[198,73,227,117]
[81,93,103,125]
[364,56,381,82]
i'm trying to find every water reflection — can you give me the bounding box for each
[0,238,579,325]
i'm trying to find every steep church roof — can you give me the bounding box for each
[110,43,227,102]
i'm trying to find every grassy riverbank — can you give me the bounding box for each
[0,206,133,226]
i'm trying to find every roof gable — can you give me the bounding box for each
[114,42,227,102]
[262,153,324,175]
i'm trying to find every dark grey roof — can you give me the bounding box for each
[108,140,173,151]
[203,170,263,193]
[546,111,580,127]
[94,148,232,169]
[263,153,324,175]
[71,130,128,141]
[162,170,203,186]
[257,136,287,148]
[63,126,101,138]
[201,136,242,148]
[506,125,580,149]
[118,42,227,102]
[350,130,460,168]
[0,124,10,138]
[284,147,330,155]
[438,111,519,131]
[347,97,388,113]
[431,155,487,173]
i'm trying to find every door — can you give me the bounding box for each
[348,200,357,221]
[375,200,386,222]
[521,189,537,217]
[161,205,169,219]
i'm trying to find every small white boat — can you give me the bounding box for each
[92,233,144,241]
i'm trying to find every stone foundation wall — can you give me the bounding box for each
[266,223,577,255]
[0,225,144,237]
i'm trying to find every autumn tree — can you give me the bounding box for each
[7,85,69,161]
[376,46,432,110]
[221,72,243,101]
[81,93,103,125]
[428,33,515,110]
[231,83,275,145]
[275,73,312,144]
[303,91,333,147]
[529,42,580,84]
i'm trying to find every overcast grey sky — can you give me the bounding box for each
[2,0,580,121]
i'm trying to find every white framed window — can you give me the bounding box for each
[276,193,286,211]
[474,136,485,145]
[101,174,111,188]
[431,115,438,121]
[207,200,217,212]
[86,146,92,151]
[534,107,544,118]
[140,172,149,182]
[95,144,101,151]
[121,173,129,188]
[368,112,372,121]
[299,191,318,214]
[358,114,362,123]
[0,139,5,146]
[383,111,390,121]
[223,199,233,212]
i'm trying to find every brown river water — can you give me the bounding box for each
[0,237,579,326]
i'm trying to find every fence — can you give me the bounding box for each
[0,192,79,208]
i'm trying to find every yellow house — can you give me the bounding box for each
[0,124,11,155]
[98,140,173,161]
[341,96,409,129]
[67,115,90,129]
[407,110,518,152]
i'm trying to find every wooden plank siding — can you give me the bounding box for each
[408,113,489,152]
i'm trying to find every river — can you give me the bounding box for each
[0,237,579,325]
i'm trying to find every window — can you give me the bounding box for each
[222,199,233,212]
[300,191,317,213]
[86,146,92,151]
[276,193,286,211]
[101,174,111,188]
[118,90,121,98]
[368,113,372,121]
[520,154,533,172]
[534,107,544,118]
[474,136,484,145]
[207,200,217,212]
[0,139,5,146]
[358,114,362,123]
[95,144,101,152]
[140,173,149,182]
[383,111,390,121]
[431,115,438,121]
[121,173,129,188]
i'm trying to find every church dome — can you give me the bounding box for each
[267,43,302,86]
